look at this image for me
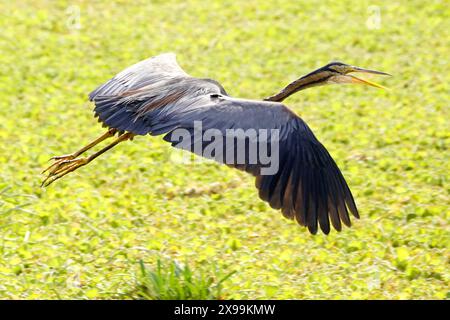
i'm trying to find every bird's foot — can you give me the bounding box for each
[41,157,89,187]
[42,154,77,174]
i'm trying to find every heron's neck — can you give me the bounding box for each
[264,72,330,102]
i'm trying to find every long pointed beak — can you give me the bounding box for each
[350,67,391,76]
[348,75,389,90]
[347,66,391,89]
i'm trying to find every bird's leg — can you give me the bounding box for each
[41,132,134,187]
[43,128,117,174]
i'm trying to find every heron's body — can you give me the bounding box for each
[42,53,390,234]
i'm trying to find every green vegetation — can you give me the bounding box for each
[136,259,236,299]
[0,0,448,299]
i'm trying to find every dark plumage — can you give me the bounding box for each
[43,53,390,234]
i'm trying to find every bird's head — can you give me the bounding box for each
[319,61,391,89]
[265,61,391,102]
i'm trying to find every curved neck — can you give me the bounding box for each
[264,71,331,102]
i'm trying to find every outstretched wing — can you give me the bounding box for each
[89,52,189,99]
[156,95,359,234]
[89,53,226,135]
[89,54,359,234]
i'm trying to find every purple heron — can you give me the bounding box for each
[42,53,389,234]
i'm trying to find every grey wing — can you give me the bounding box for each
[88,53,214,135]
[89,52,189,99]
[156,95,359,234]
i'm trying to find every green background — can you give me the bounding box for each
[0,0,448,299]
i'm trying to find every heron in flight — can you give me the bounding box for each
[42,53,389,234]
